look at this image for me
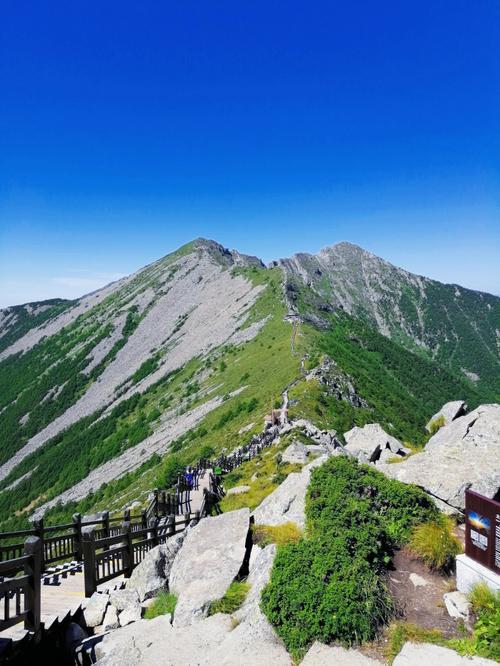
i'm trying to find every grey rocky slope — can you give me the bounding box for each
[0,240,266,482]
[377,403,500,511]
[273,241,499,391]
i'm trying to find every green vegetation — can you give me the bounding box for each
[386,622,445,663]
[0,299,73,354]
[144,591,177,619]
[252,522,302,547]
[220,437,303,513]
[408,515,462,571]
[261,457,437,658]
[208,581,250,616]
[450,584,500,661]
[428,415,445,435]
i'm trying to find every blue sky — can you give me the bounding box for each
[1,1,499,307]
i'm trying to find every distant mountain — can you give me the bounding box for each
[0,238,497,532]
[274,241,499,395]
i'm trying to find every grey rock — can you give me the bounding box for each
[344,423,404,461]
[282,441,309,464]
[94,614,234,666]
[83,592,109,628]
[119,605,143,627]
[302,642,383,665]
[380,404,500,510]
[103,604,119,631]
[226,485,250,496]
[169,508,250,627]
[393,641,497,665]
[109,588,139,612]
[444,591,471,621]
[210,544,291,666]
[127,532,187,602]
[426,400,467,432]
[252,456,326,528]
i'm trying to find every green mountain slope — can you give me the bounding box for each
[0,239,496,532]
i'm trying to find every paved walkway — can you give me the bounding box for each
[0,472,212,642]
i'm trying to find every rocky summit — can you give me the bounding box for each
[0,238,499,664]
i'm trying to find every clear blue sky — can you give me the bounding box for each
[1,1,499,307]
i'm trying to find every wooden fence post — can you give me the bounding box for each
[73,513,82,561]
[149,517,159,548]
[161,491,167,517]
[141,509,147,529]
[31,518,45,573]
[123,508,130,524]
[192,510,200,526]
[23,536,41,635]
[153,489,159,518]
[183,512,191,531]
[122,522,133,578]
[82,528,97,597]
[165,515,175,537]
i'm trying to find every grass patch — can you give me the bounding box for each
[449,584,500,661]
[144,591,177,619]
[408,515,462,572]
[220,438,303,512]
[252,522,302,547]
[208,581,250,615]
[386,622,445,663]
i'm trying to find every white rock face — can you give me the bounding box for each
[127,533,187,602]
[379,404,500,510]
[426,400,467,432]
[210,544,290,665]
[102,604,119,631]
[95,543,291,665]
[169,509,250,627]
[443,591,471,621]
[83,592,109,628]
[252,456,326,528]
[302,642,383,665]
[282,441,309,464]
[393,641,497,665]
[344,423,404,461]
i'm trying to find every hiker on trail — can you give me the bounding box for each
[184,469,194,490]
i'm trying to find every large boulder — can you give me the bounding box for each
[393,642,497,665]
[252,456,326,528]
[344,423,405,461]
[426,400,467,432]
[83,592,109,628]
[302,642,383,665]
[126,532,186,602]
[379,404,500,511]
[94,613,234,666]
[209,544,291,665]
[169,508,250,627]
[282,441,309,464]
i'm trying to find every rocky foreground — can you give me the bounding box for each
[75,400,500,665]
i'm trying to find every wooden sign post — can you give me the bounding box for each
[465,489,500,575]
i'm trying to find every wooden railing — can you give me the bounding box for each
[0,536,41,636]
[82,512,197,597]
[0,429,273,640]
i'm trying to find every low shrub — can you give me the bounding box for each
[408,515,462,571]
[252,522,302,547]
[144,591,177,619]
[208,581,250,615]
[428,415,445,435]
[449,584,500,661]
[261,457,438,657]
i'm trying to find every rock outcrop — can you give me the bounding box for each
[344,423,408,462]
[379,404,500,511]
[252,456,326,528]
[126,531,187,602]
[282,441,309,464]
[393,642,497,665]
[301,641,383,665]
[426,400,467,432]
[169,508,251,627]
